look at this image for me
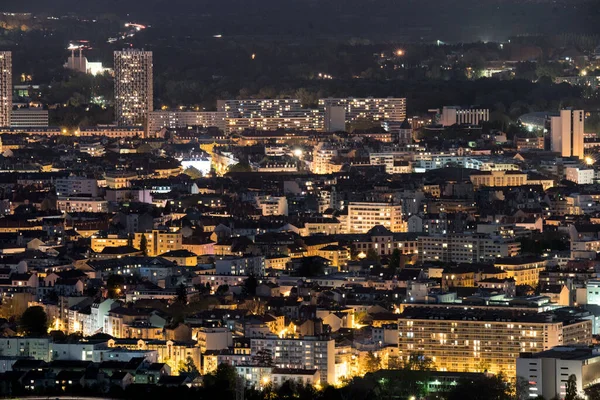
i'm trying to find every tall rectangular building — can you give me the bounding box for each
[551,109,584,159]
[114,49,153,127]
[0,51,11,127]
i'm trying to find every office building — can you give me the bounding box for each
[441,106,489,126]
[551,109,584,159]
[318,97,407,125]
[346,202,404,233]
[147,110,226,134]
[114,49,153,127]
[398,308,592,379]
[250,336,335,384]
[517,347,600,400]
[0,51,11,127]
[10,109,48,127]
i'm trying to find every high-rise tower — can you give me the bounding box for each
[0,51,12,127]
[114,49,153,127]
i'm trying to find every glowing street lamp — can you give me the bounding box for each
[395,49,405,56]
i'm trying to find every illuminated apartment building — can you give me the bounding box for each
[346,202,404,233]
[0,51,11,127]
[311,142,342,174]
[133,229,183,257]
[217,99,319,133]
[418,233,521,263]
[250,336,335,384]
[114,49,153,127]
[494,256,546,286]
[147,110,226,134]
[398,308,593,378]
[318,97,407,125]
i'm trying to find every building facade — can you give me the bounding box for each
[551,109,584,159]
[0,51,11,127]
[10,109,48,128]
[114,49,153,127]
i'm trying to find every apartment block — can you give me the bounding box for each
[398,308,592,378]
[133,230,183,257]
[418,233,520,264]
[114,49,153,127]
[0,52,11,127]
[250,336,335,384]
[346,202,404,233]
[517,347,600,400]
[147,110,226,134]
[10,109,48,127]
[55,176,99,197]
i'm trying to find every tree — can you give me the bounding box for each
[176,283,187,304]
[216,284,229,295]
[178,355,199,378]
[228,162,252,173]
[566,374,578,400]
[387,248,401,273]
[252,349,274,366]
[366,249,381,264]
[403,352,434,371]
[447,374,512,400]
[243,275,258,296]
[297,257,325,277]
[360,351,381,375]
[20,306,48,336]
[139,234,148,256]
[183,166,203,179]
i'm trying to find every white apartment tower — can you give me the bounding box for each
[0,51,11,127]
[551,109,584,159]
[114,49,153,127]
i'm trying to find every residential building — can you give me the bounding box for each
[114,49,153,127]
[250,336,335,384]
[318,98,407,125]
[56,197,108,213]
[10,109,48,128]
[398,308,592,379]
[55,176,99,197]
[147,111,226,134]
[346,202,404,233]
[256,196,288,216]
[566,166,594,185]
[215,256,265,276]
[418,233,521,263]
[133,230,183,257]
[517,347,600,400]
[0,51,11,127]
